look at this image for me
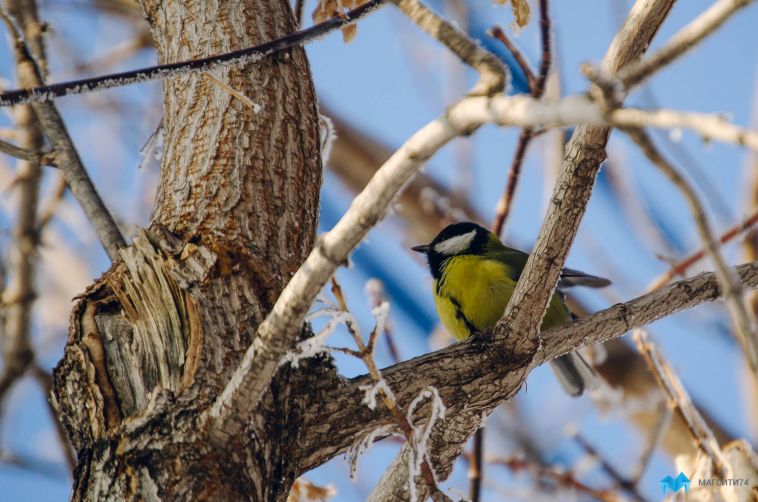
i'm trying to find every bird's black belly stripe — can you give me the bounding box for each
[449,297,477,335]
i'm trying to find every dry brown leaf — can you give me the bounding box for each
[341,24,358,43]
[493,0,531,30]
[287,478,336,502]
[312,0,368,43]
[511,0,531,28]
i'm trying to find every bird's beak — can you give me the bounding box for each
[411,244,431,254]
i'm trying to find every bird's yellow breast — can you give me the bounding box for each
[432,255,570,340]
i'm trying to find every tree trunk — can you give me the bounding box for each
[51,0,322,499]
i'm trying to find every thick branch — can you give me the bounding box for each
[298,261,758,472]
[208,0,506,436]
[495,0,675,353]
[369,0,677,496]
[210,92,758,438]
[207,89,488,439]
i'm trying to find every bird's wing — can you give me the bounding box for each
[490,248,528,281]
[494,245,611,289]
[558,267,611,289]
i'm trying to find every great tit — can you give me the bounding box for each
[412,222,610,397]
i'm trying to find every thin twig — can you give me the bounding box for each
[364,279,401,362]
[488,455,619,502]
[484,5,555,491]
[618,0,754,89]
[532,0,552,99]
[392,0,506,96]
[294,0,306,28]
[572,434,647,502]
[484,5,555,487]
[647,207,758,290]
[626,128,758,371]
[492,0,551,238]
[488,25,535,90]
[632,329,729,477]
[202,72,259,110]
[492,128,534,236]
[630,401,671,486]
[36,172,67,233]
[468,428,483,502]
[0,8,127,261]
[0,137,52,164]
[0,0,388,107]
[330,277,450,501]
[0,450,67,480]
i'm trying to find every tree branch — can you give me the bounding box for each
[207,0,507,440]
[488,26,535,90]
[618,0,755,89]
[362,0,677,495]
[298,261,758,474]
[0,137,52,165]
[208,92,758,442]
[633,329,730,477]
[0,9,126,261]
[647,207,758,290]
[392,0,507,96]
[0,0,387,107]
[0,0,44,430]
[491,0,552,237]
[625,128,758,370]
[494,0,676,368]
[488,455,617,501]
[330,278,451,501]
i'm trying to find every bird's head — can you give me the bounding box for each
[412,222,493,279]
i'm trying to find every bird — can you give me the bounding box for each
[411,221,610,397]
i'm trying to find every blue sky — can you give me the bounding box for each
[1,0,757,500]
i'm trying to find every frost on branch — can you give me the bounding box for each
[360,379,395,410]
[282,311,352,367]
[138,121,164,170]
[319,114,336,169]
[405,386,447,501]
[406,386,447,464]
[370,301,390,340]
[346,424,403,479]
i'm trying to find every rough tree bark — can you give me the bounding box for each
[51,0,322,499]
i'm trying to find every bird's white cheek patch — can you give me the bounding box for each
[434,230,477,255]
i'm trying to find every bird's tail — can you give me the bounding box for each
[549,352,599,397]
